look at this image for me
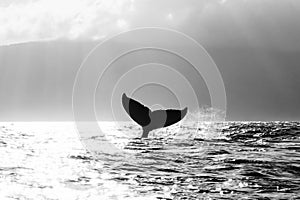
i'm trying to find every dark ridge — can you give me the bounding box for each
[224,158,270,165]
[241,171,268,178]
[157,168,181,173]
[69,155,93,160]
[206,149,231,155]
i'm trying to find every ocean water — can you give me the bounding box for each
[0,121,299,200]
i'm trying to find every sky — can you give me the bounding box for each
[0,0,300,121]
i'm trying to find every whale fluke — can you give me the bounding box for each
[122,93,188,138]
[122,93,151,127]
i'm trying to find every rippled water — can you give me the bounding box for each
[0,121,299,199]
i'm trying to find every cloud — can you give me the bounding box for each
[0,0,135,45]
[0,0,213,45]
[1,0,300,51]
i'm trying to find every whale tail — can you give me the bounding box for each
[122,93,151,127]
[122,93,188,138]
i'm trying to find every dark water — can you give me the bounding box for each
[0,121,300,199]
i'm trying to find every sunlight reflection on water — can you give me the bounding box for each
[0,121,299,199]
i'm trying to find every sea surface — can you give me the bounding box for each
[0,121,299,199]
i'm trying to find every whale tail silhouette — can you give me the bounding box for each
[122,93,188,138]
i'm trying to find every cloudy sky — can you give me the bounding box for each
[0,0,300,121]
